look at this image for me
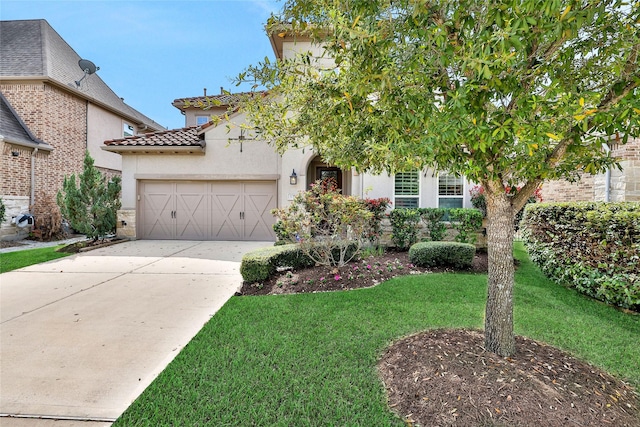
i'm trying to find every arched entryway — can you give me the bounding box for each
[305,155,350,195]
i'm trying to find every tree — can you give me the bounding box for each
[238,0,640,356]
[57,151,121,240]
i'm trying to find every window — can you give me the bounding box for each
[196,116,210,126]
[394,171,420,208]
[123,123,134,137]
[438,173,463,209]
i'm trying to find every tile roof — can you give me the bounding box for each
[172,91,266,111]
[0,91,53,150]
[104,126,203,148]
[0,19,164,131]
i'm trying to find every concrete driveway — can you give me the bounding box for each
[0,240,271,426]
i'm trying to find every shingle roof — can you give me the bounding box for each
[103,126,204,151]
[0,19,164,131]
[0,91,53,150]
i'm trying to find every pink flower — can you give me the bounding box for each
[367,265,372,270]
[334,274,342,281]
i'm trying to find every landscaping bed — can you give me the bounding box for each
[237,247,639,427]
[239,249,489,296]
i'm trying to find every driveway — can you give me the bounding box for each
[0,240,272,426]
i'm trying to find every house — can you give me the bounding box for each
[541,138,640,202]
[103,28,473,242]
[0,19,164,240]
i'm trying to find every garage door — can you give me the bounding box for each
[139,181,277,241]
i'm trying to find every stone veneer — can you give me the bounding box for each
[0,196,31,241]
[116,209,137,239]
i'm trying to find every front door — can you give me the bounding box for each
[315,167,343,190]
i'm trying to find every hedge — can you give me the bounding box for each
[240,244,314,283]
[522,202,639,311]
[409,241,476,269]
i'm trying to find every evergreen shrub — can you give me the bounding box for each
[409,241,476,269]
[522,202,640,310]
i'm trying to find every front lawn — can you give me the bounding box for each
[0,246,70,273]
[115,243,639,426]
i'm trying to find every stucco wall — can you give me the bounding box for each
[118,115,281,209]
[87,103,124,171]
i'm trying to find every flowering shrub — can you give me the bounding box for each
[271,179,373,267]
[362,197,392,244]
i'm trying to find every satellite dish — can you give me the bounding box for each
[75,59,99,87]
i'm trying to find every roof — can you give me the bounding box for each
[172,91,266,112]
[0,19,164,132]
[0,91,53,151]
[102,126,205,154]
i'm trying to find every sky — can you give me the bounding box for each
[1,0,282,130]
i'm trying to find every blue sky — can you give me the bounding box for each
[1,0,281,130]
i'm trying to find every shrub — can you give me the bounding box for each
[522,202,639,310]
[273,220,294,245]
[240,244,314,283]
[469,185,486,217]
[271,179,373,267]
[0,197,5,224]
[448,208,483,244]
[32,195,63,240]
[389,208,421,250]
[362,197,392,244]
[409,241,476,269]
[57,151,121,240]
[418,208,448,241]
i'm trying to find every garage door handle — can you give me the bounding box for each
[240,212,245,220]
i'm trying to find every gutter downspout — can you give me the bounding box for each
[31,147,38,209]
[604,144,611,202]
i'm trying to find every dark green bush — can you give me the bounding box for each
[389,208,421,250]
[240,244,314,283]
[522,202,639,311]
[448,208,483,244]
[0,197,5,224]
[419,208,448,241]
[409,241,476,269]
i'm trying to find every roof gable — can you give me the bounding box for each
[0,91,52,150]
[0,19,164,131]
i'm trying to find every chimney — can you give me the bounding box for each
[220,86,224,94]
[203,88,207,97]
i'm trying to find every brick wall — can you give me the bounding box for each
[541,138,640,203]
[1,82,86,215]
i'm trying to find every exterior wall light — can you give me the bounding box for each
[289,169,298,185]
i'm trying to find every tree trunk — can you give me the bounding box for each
[484,188,516,356]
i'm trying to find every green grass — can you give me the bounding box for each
[115,243,640,426]
[0,246,70,273]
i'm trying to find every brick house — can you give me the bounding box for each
[0,19,164,240]
[541,138,640,202]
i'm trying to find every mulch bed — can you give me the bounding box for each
[239,250,640,427]
[238,250,489,296]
